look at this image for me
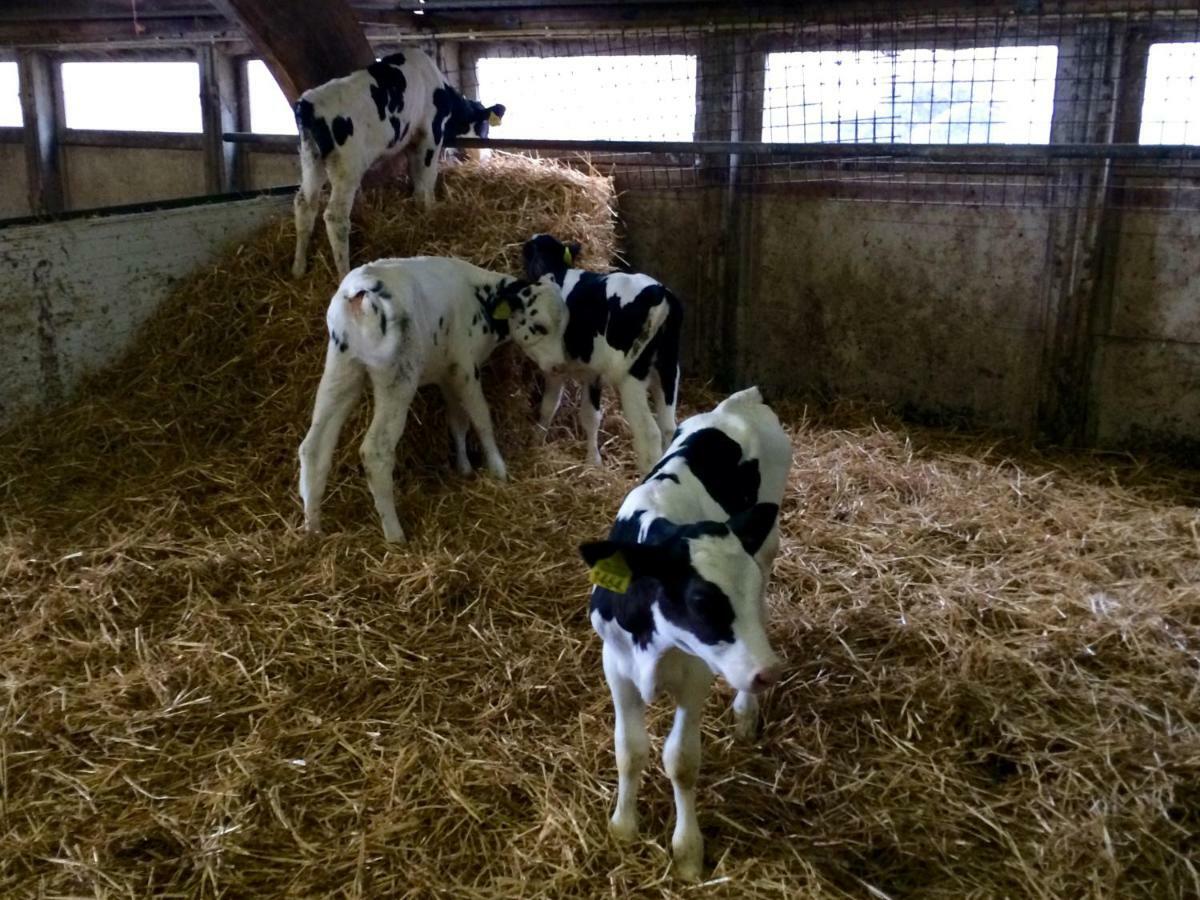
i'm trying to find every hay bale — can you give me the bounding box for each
[1,157,1198,898]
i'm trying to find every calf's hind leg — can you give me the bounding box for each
[298,342,365,534]
[360,369,418,542]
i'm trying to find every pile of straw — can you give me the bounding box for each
[2,156,1198,898]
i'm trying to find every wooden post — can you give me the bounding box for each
[18,49,64,215]
[207,0,374,102]
[693,34,739,387]
[199,45,241,194]
[1036,22,1124,444]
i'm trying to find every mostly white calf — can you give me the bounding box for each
[298,256,553,541]
[579,387,791,880]
[292,49,505,278]
[510,234,682,473]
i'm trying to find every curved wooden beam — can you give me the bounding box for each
[208,0,374,102]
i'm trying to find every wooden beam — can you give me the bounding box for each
[199,45,241,193]
[18,50,65,215]
[207,0,374,103]
[1036,21,1124,444]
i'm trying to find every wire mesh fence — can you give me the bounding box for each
[405,0,1200,211]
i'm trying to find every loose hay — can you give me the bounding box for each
[2,156,1199,898]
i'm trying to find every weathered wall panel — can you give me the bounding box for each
[0,141,31,219]
[738,191,1051,434]
[1091,203,1200,448]
[1092,340,1200,450]
[0,194,292,428]
[64,146,206,210]
[246,150,298,190]
[615,186,710,369]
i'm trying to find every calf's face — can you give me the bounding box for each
[522,234,583,282]
[581,503,783,693]
[499,276,564,352]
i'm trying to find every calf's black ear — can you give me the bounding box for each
[727,503,779,555]
[487,103,506,126]
[567,241,582,262]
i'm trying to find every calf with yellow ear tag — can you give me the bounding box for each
[581,386,791,881]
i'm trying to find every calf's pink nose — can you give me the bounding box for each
[751,665,782,692]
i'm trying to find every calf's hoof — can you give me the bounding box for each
[672,852,703,883]
[608,815,638,844]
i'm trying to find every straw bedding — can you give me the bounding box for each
[2,155,1198,899]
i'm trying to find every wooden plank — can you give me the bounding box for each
[207,0,374,102]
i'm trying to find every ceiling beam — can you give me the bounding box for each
[207,0,375,102]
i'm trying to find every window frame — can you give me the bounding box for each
[465,36,700,148]
[0,51,21,140]
[56,48,206,149]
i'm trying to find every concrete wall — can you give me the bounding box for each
[1091,203,1200,450]
[63,145,207,210]
[618,179,1053,436]
[0,141,30,219]
[0,193,292,428]
[740,190,1050,435]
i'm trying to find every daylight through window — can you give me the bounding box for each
[475,55,697,141]
[1139,42,1200,144]
[61,61,201,132]
[247,59,297,135]
[763,46,1059,144]
[0,62,20,127]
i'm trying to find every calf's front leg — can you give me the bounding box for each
[455,368,507,481]
[664,657,712,881]
[537,371,565,431]
[603,643,649,842]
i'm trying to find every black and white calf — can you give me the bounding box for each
[298,257,554,542]
[508,234,682,473]
[579,387,791,880]
[292,50,505,278]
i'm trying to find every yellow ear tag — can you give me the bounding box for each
[589,553,632,594]
[492,300,511,320]
[563,247,573,266]
[488,112,502,126]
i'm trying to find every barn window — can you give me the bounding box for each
[247,59,297,135]
[474,55,697,141]
[762,45,1058,144]
[1139,42,1200,144]
[61,61,202,133]
[0,62,20,126]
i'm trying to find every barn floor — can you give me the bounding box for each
[3,167,1199,898]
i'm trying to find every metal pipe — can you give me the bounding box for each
[221,131,1200,161]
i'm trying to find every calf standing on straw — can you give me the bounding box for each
[298,256,557,542]
[579,387,791,880]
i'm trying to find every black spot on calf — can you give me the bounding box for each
[295,99,335,158]
[368,59,407,122]
[424,148,435,167]
[646,428,760,518]
[331,115,354,146]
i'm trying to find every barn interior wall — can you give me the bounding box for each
[0,194,292,428]
[1091,199,1200,449]
[62,146,207,210]
[245,149,297,190]
[0,141,31,218]
[618,172,1199,448]
[739,190,1052,435]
